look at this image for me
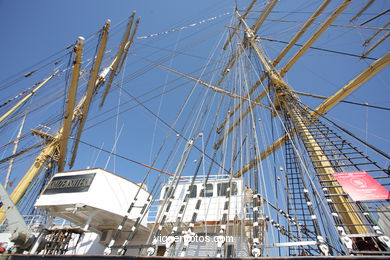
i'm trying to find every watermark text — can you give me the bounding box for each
[155,234,234,243]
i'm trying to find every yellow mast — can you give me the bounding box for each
[68,20,111,168]
[231,8,386,236]
[222,0,257,50]
[0,73,57,124]
[0,18,113,223]
[216,0,276,88]
[216,0,332,135]
[0,13,140,223]
[57,37,85,171]
[99,12,136,108]
[280,0,352,77]
[234,51,390,177]
[156,64,271,110]
[69,16,138,167]
[5,115,27,190]
[362,32,390,58]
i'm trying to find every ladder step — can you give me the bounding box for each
[288,214,317,217]
[347,233,380,237]
[315,169,386,176]
[303,140,350,145]
[324,193,349,197]
[316,151,361,156]
[301,136,340,141]
[313,162,374,168]
[321,185,342,189]
[338,223,374,227]
[319,179,339,183]
[307,147,357,152]
[311,156,368,163]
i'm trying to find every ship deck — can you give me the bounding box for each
[3,255,390,260]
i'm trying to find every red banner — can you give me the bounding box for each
[333,171,390,201]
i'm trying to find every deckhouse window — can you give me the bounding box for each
[162,186,169,199]
[200,184,213,197]
[188,185,197,198]
[217,182,237,196]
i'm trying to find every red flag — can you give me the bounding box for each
[333,171,390,201]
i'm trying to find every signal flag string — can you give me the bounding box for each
[137,12,231,40]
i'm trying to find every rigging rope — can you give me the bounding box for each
[69,137,188,180]
[257,36,377,60]
[304,104,390,161]
[119,87,232,175]
[0,79,44,109]
[293,90,390,111]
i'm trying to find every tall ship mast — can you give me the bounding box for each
[0,0,389,258]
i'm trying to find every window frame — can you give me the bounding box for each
[188,184,197,198]
[200,183,213,197]
[217,182,237,196]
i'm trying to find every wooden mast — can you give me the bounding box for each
[234,51,390,177]
[68,20,111,168]
[215,0,333,136]
[229,7,389,237]
[0,73,57,124]
[0,18,114,223]
[99,12,136,108]
[57,36,85,171]
[0,13,141,224]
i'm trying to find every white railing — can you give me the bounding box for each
[168,174,232,183]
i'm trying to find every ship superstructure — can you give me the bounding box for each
[0,0,389,258]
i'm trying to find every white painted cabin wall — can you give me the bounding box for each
[35,169,150,227]
[158,179,246,223]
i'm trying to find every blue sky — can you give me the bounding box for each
[0,0,232,180]
[0,0,389,189]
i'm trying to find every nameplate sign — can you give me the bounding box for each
[43,173,96,194]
